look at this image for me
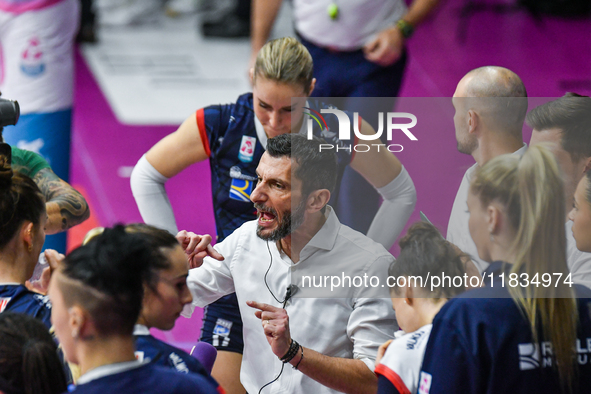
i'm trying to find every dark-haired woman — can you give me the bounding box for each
[83,224,215,380]
[0,312,67,394]
[48,226,221,394]
[419,145,591,393]
[0,146,52,327]
[374,221,466,394]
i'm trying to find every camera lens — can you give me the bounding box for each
[0,98,20,127]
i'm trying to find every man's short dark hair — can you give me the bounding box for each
[266,133,337,197]
[526,93,591,161]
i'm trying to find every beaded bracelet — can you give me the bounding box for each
[280,339,300,363]
[293,346,304,370]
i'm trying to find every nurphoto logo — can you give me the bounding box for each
[304,107,418,153]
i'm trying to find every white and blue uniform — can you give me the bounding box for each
[419,261,591,394]
[375,325,432,394]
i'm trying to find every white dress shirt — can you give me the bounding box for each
[447,144,528,273]
[185,206,396,394]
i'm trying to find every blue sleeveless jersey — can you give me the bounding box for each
[198,92,355,241]
[68,363,222,394]
[0,284,52,328]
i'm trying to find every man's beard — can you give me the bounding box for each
[255,200,306,241]
[457,135,478,155]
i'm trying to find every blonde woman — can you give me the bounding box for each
[131,36,415,393]
[419,145,591,394]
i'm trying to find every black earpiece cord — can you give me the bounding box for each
[259,241,296,393]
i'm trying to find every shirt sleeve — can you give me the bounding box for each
[446,170,470,245]
[10,146,51,178]
[367,166,417,250]
[183,225,243,316]
[130,154,179,235]
[446,168,488,273]
[347,255,397,371]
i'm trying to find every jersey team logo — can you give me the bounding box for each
[0,297,11,313]
[134,351,145,362]
[212,318,232,347]
[20,37,46,77]
[238,136,256,163]
[213,318,232,337]
[418,371,432,394]
[518,343,541,370]
[230,179,253,202]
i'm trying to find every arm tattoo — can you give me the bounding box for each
[33,168,90,231]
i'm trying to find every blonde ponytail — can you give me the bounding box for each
[471,145,577,392]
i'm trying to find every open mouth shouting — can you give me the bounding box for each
[255,204,278,228]
[254,203,293,241]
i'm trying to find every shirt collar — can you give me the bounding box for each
[133,324,150,336]
[254,115,267,149]
[516,143,528,156]
[302,205,339,253]
[253,101,310,150]
[467,143,528,179]
[77,360,146,385]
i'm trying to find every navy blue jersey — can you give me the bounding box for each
[67,363,222,394]
[419,262,591,394]
[197,93,355,241]
[0,284,52,328]
[134,333,210,378]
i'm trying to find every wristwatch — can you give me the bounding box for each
[396,19,414,38]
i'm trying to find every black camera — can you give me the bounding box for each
[0,98,20,127]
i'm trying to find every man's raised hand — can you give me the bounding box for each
[176,231,224,268]
[247,300,292,359]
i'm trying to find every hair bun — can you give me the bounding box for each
[398,221,442,249]
[0,143,13,188]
